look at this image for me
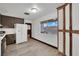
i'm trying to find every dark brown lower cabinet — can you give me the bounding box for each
[6,34,16,45]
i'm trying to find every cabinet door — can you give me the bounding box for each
[1,15,24,28]
[2,16,15,28]
[15,18,24,24]
[6,34,16,45]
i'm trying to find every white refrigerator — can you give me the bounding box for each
[15,24,27,44]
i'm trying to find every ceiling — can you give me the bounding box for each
[0,3,63,20]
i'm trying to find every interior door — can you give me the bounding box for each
[65,4,70,56]
[57,3,72,56]
[58,8,64,53]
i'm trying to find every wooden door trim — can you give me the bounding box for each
[69,3,72,56]
[57,3,68,10]
[57,4,66,55]
[57,3,72,56]
[59,30,79,34]
[63,7,66,55]
[57,10,59,50]
[25,23,32,38]
[57,4,65,55]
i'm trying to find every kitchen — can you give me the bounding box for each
[0,3,60,56]
[0,3,79,56]
[0,14,28,56]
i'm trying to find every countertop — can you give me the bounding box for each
[0,28,15,41]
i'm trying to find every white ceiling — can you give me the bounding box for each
[0,3,63,20]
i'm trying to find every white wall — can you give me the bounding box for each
[24,19,32,23]
[72,3,79,56]
[32,12,58,47]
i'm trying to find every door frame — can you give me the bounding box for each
[25,23,32,38]
[57,3,72,56]
[57,3,68,55]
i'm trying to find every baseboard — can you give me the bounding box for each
[31,37,58,49]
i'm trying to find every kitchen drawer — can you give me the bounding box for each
[6,34,16,45]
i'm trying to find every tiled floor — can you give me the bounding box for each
[4,39,62,56]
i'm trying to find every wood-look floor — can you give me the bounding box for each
[4,38,62,56]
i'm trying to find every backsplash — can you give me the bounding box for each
[0,28,15,34]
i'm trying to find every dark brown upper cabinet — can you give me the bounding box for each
[14,17,24,24]
[1,15,24,28]
[2,16,14,28]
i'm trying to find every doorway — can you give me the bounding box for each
[25,23,32,39]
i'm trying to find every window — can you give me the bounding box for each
[41,20,58,33]
[48,21,58,27]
